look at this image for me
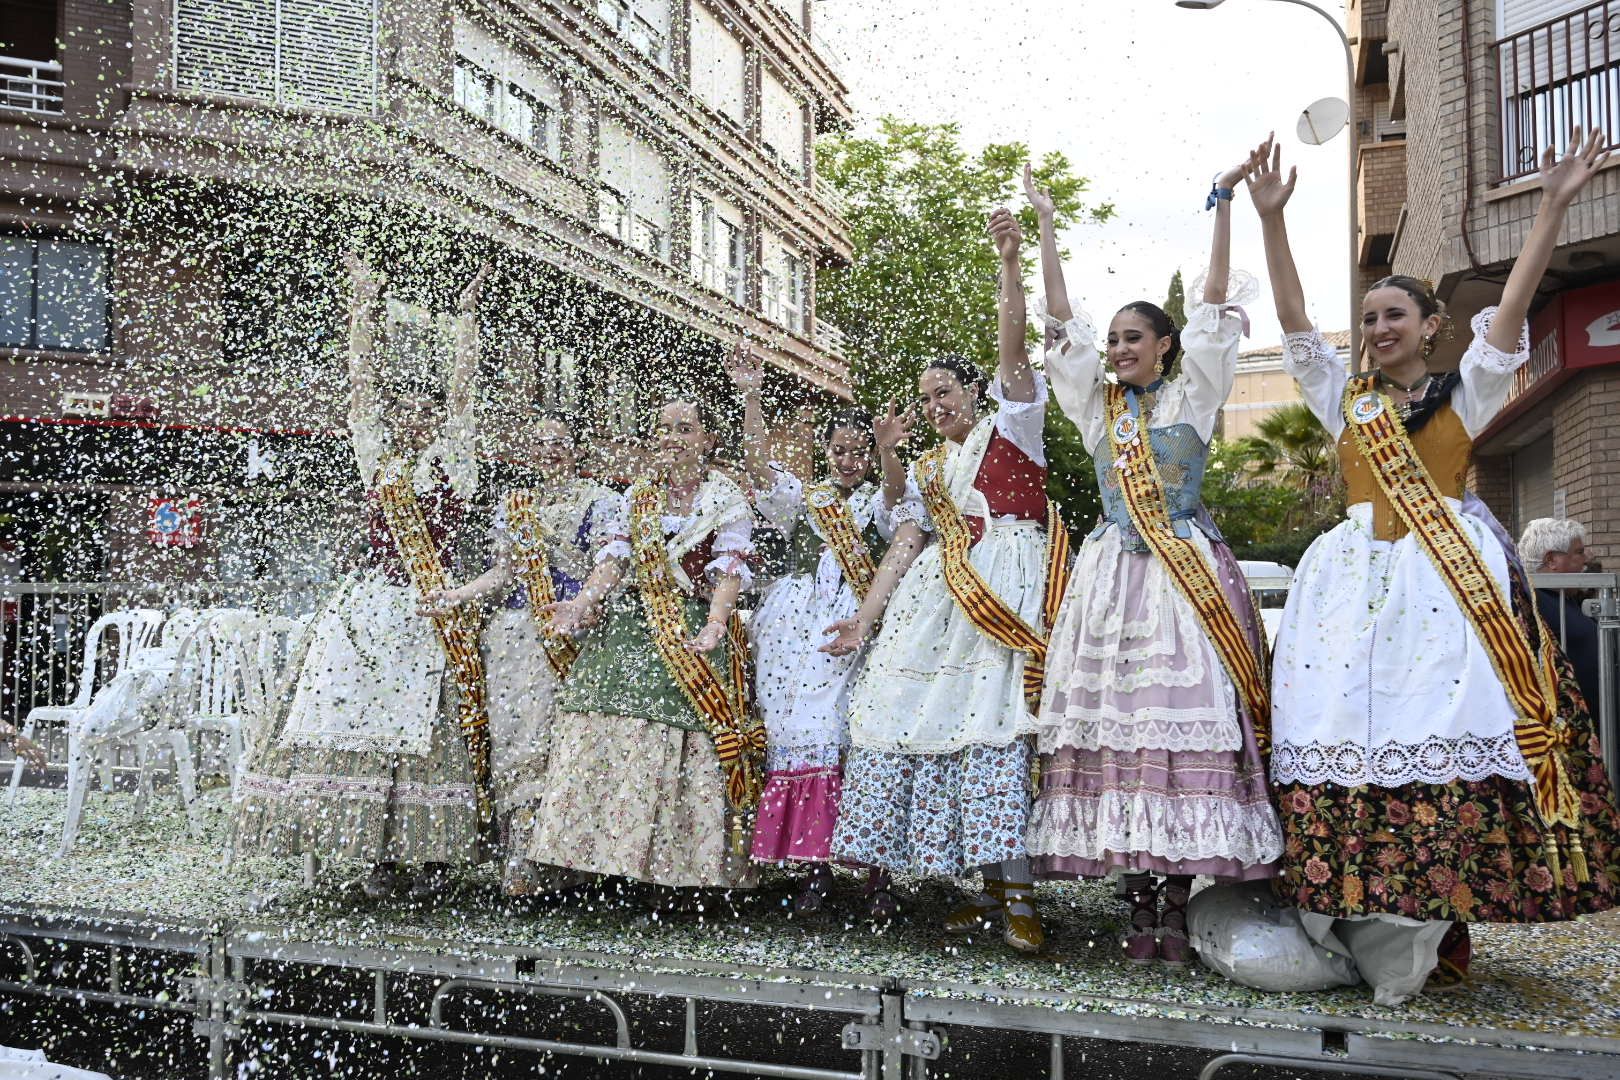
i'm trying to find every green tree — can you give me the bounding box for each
[816,117,1115,532]
[1234,401,1343,526]
[1163,270,1187,329]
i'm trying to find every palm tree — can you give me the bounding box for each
[1234,402,1340,521]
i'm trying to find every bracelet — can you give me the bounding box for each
[1205,184,1235,210]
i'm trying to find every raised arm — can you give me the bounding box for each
[722,339,777,493]
[344,252,385,429]
[1023,164,1072,324]
[989,208,1034,402]
[447,261,492,421]
[1204,141,1263,304]
[819,521,927,655]
[1245,142,1310,333]
[1493,129,1609,352]
[872,401,914,510]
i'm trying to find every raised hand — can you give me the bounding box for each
[988,208,1022,263]
[723,338,765,394]
[1244,141,1297,219]
[1023,163,1056,219]
[819,616,870,656]
[1541,128,1610,207]
[685,620,726,653]
[1221,132,1272,191]
[458,261,494,312]
[873,399,915,453]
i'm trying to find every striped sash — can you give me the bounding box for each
[1105,384,1272,751]
[629,479,766,821]
[804,481,879,603]
[916,442,1071,709]
[375,460,494,827]
[502,489,579,678]
[1342,377,1586,880]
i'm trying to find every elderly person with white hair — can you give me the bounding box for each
[1520,517,1600,711]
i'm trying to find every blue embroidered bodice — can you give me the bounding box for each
[1090,385,1223,553]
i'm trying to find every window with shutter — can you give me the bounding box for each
[689,187,746,302]
[0,235,110,352]
[1495,0,1620,178]
[761,231,805,334]
[760,69,806,178]
[452,18,564,160]
[689,4,745,124]
[173,0,375,114]
[599,118,671,261]
[597,0,671,69]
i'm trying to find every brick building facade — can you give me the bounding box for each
[1,0,852,585]
[1352,0,1620,560]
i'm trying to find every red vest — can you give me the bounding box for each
[965,431,1047,544]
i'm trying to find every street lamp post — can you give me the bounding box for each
[1176,0,1360,365]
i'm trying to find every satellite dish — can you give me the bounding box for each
[1296,97,1350,145]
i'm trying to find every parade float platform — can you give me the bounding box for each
[3,787,1620,1080]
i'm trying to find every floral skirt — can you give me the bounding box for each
[831,740,1032,878]
[521,710,756,890]
[1273,567,1620,923]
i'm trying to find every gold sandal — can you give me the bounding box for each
[943,878,1005,934]
[1002,882,1044,955]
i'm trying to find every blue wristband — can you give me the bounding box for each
[1205,185,1234,210]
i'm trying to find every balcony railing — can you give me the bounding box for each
[0,55,65,115]
[1495,0,1620,182]
[814,317,847,359]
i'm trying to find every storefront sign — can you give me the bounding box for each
[59,391,110,418]
[147,495,205,549]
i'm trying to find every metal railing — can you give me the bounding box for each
[1530,570,1619,790]
[1494,0,1620,182]
[0,581,327,767]
[814,316,848,359]
[0,55,65,115]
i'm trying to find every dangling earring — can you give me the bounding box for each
[1422,335,1436,358]
[1153,355,1166,379]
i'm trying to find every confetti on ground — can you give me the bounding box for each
[5,786,1619,1045]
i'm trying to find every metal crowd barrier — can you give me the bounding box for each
[1529,571,1620,790]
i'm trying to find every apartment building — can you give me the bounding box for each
[1353,0,1620,554]
[0,0,852,583]
[1223,331,1352,442]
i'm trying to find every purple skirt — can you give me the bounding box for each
[1027,526,1282,880]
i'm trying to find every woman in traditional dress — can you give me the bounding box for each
[823,210,1067,953]
[1024,148,1285,965]
[524,396,761,899]
[419,415,615,896]
[234,254,493,903]
[1250,133,1620,1003]
[721,342,906,917]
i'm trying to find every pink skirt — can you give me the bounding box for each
[750,766,842,864]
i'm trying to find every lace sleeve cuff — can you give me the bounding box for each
[595,539,631,564]
[1034,293,1089,331]
[1282,329,1339,374]
[1465,305,1531,372]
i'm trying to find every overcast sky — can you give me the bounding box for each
[815,0,1357,346]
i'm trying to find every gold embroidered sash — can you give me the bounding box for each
[1341,376,1586,880]
[375,459,494,827]
[915,443,1071,709]
[1105,384,1273,751]
[629,479,766,819]
[804,481,879,603]
[503,489,580,678]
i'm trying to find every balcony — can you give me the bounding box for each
[0,56,65,115]
[1356,139,1406,266]
[814,317,847,360]
[1349,0,1389,86]
[1494,0,1620,183]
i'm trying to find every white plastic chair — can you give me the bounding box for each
[6,608,163,808]
[227,613,308,793]
[56,607,208,854]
